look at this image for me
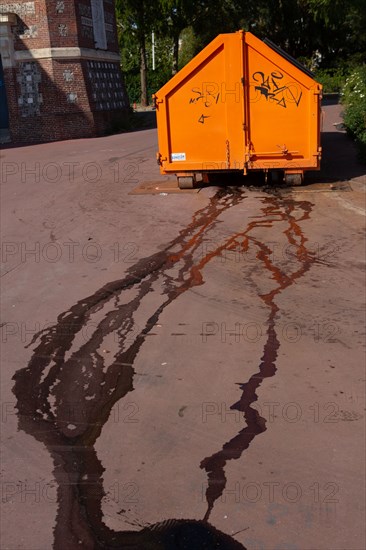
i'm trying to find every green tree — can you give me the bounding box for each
[305,0,366,67]
[178,27,200,69]
[116,0,155,106]
[115,0,366,105]
[158,1,197,74]
[191,0,241,50]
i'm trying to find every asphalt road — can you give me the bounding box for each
[1,102,365,550]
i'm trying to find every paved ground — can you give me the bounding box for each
[1,101,365,550]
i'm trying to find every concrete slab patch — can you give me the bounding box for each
[129,179,204,195]
[281,181,353,193]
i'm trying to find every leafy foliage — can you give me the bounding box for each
[341,66,366,162]
[116,0,156,105]
[314,68,348,93]
[116,0,366,104]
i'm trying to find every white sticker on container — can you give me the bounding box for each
[171,153,186,161]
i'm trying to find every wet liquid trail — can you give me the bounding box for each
[13,189,248,549]
[200,198,315,521]
[12,189,314,549]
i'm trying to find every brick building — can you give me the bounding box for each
[0,1,130,144]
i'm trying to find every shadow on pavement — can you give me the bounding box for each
[197,127,366,190]
[307,130,366,184]
[321,95,340,107]
[132,110,157,131]
[0,110,157,150]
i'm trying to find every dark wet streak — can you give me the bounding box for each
[13,188,314,548]
[200,197,315,521]
[13,189,248,549]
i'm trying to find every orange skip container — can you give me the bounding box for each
[154,31,322,188]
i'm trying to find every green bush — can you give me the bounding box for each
[123,72,140,104]
[123,71,167,105]
[341,66,366,162]
[314,68,348,93]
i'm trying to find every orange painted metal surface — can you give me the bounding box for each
[154,31,322,179]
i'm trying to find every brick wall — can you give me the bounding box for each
[4,1,51,51]
[1,0,129,144]
[46,1,79,49]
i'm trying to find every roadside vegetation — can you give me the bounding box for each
[314,69,347,94]
[341,67,366,162]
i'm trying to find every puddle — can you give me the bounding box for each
[13,188,316,549]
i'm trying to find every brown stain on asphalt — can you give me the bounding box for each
[200,199,315,522]
[13,188,247,550]
[12,188,315,549]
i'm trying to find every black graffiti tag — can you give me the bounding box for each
[253,71,302,108]
[198,114,210,124]
[189,87,220,107]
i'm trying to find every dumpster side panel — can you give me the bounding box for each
[155,33,245,174]
[245,33,321,171]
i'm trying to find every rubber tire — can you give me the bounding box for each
[285,173,303,186]
[178,176,195,189]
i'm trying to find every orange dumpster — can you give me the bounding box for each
[153,31,322,188]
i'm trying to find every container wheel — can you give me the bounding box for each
[285,173,303,186]
[178,176,195,189]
